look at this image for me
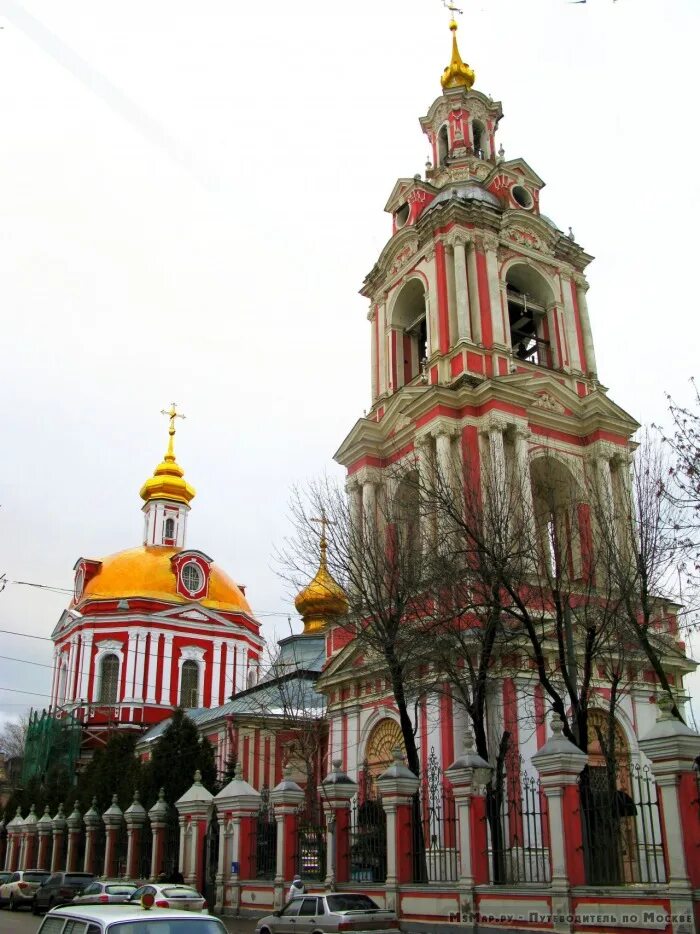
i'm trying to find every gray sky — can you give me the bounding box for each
[1,0,698,728]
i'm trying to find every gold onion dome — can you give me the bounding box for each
[441,19,475,91]
[139,405,196,507]
[295,535,348,634]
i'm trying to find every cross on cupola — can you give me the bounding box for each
[139,403,196,549]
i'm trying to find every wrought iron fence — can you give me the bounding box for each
[92,825,106,876]
[295,799,326,883]
[139,823,153,880]
[409,748,459,884]
[162,810,181,879]
[487,765,550,884]
[579,764,666,885]
[202,813,219,910]
[115,821,128,878]
[254,791,277,880]
[349,792,386,883]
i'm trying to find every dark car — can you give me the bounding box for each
[32,870,96,914]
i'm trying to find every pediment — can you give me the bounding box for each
[154,603,243,629]
[317,637,372,688]
[384,178,436,215]
[489,157,545,190]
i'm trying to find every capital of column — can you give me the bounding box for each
[345,476,361,494]
[367,306,376,323]
[482,233,499,253]
[573,273,589,291]
[479,413,509,437]
[432,420,461,440]
[514,423,532,441]
[353,466,382,488]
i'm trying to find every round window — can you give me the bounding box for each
[395,203,410,229]
[182,562,203,594]
[512,185,533,209]
[74,568,85,601]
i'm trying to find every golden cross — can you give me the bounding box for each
[310,510,334,542]
[442,0,463,18]
[161,402,185,459]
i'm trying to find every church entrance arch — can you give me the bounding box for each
[362,718,405,795]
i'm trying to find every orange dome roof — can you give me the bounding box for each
[79,546,252,615]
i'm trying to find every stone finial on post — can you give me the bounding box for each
[83,798,101,875]
[270,765,305,910]
[6,808,23,872]
[447,730,492,893]
[51,804,67,872]
[124,791,147,881]
[66,801,83,872]
[175,770,214,893]
[214,760,262,914]
[377,747,419,910]
[639,696,700,934]
[148,789,169,881]
[20,805,38,871]
[318,758,358,889]
[36,807,53,871]
[102,795,124,878]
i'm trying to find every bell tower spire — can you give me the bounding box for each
[139,403,196,549]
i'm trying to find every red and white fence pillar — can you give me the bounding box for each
[270,766,305,910]
[175,770,214,892]
[20,805,38,870]
[377,748,420,915]
[532,715,587,934]
[639,698,700,934]
[50,804,67,872]
[5,808,23,871]
[36,807,53,871]
[148,788,169,880]
[124,791,147,881]
[102,795,124,878]
[83,799,101,875]
[66,802,83,872]
[214,761,261,914]
[318,759,357,889]
[446,732,493,923]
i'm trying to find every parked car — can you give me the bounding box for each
[0,869,50,910]
[128,882,207,911]
[36,903,228,932]
[32,870,96,914]
[0,872,12,888]
[255,893,401,934]
[73,879,139,904]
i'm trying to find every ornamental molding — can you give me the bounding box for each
[95,639,123,654]
[179,645,206,664]
[532,391,566,414]
[389,239,420,277]
[479,413,510,435]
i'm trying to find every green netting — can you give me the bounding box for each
[21,709,82,785]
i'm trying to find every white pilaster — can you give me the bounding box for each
[514,426,537,549]
[484,236,505,345]
[78,633,93,702]
[146,633,160,703]
[369,307,378,401]
[226,642,236,701]
[159,634,174,705]
[132,630,147,703]
[453,237,471,341]
[211,639,223,708]
[560,273,581,371]
[466,240,481,343]
[378,298,387,395]
[574,277,597,377]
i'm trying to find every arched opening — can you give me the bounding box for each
[394,472,421,574]
[362,718,405,797]
[437,125,449,166]
[530,456,582,580]
[505,264,554,368]
[391,278,428,389]
[472,119,487,158]
[180,660,200,708]
[98,654,119,705]
[164,517,175,542]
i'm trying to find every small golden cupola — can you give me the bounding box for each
[140,404,196,548]
[294,520,348,634]
[440,18,475,91]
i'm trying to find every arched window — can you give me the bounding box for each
[180,660,199,708]
[98,654,119,704]
[530,456,582,580]
[394,472,421,575]
[437,125,449,166]
[164,517,175,541]
[391,278,428,388]
[472,119,486,158]
[505,265,554,368]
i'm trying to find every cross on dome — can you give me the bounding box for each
[440,3,475,91]
[161,402,185,463]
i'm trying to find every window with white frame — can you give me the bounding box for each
[98,654,119,704]
[180,660,199,708]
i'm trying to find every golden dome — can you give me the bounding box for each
[294,537,348,634]
[441,19,475,91]
[139,404,196,507]
[79,546,252,614]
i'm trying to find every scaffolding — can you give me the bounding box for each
[20,709,82,786]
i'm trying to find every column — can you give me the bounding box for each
[51,805,67,872]
[416,434,434,555]
[124,632,138,702]
[270,766,305,910]
[378,296,388,396]
[210,639,223,708]
[531,716,587,934]
[160,634,174,705]
[362,478,377,534]
[124,792,147,880]
[377,749,419,913]
[318,759,358,888]
[83,799,101,874]
[347,477,362,542]
[50,648,60,707]
[514,425,537,552]
[175,771,214,891]
[65,802,82,871]
[560,272,581,371]
[445,242,458,347]
[225,641,236,701]
[238,646,248,693]
[484,235,505,345]
[66,637,78,702]
[435,427,457,490]
[485,416,507,497]
[132,630,147,703]
[466,239,481,343]
[574,277,597,377]
[146,632,160,703]
[148,789,169,879]
[79,633,93,703]
[639,698,699,934]
[36,809,52,870]
[214,762,261,915]
[369,306,378,401]
[453,237,471,342]
[102,796,124,878]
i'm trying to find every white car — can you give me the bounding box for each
[37,903,227,932]
[0,869,50,910]
[128,882,208,912]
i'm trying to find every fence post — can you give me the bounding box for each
[102,795,124,878]
[377,748,419,915]
[175,770,214,892]
[124,791,147,881]
[36,807,53,871]
[214,761,261,915]
[270,765,305,910]
[531,715,587,934]
[639,697,699,934]
[6,809,23,871]
[318,758,358,888]
[83,799,101,875]
[148,789,169,881]
[0,816,6,871]
[20,805,38,871]
[51,804,67,872]
[447,732,492,923]
[66,802,83,872]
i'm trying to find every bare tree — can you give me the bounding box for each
[0,716,28,761]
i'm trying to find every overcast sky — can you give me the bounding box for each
[1,0,698,729]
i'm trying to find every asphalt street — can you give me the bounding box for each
[0,907,261,933]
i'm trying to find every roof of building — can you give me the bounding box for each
[78,545,252,615]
